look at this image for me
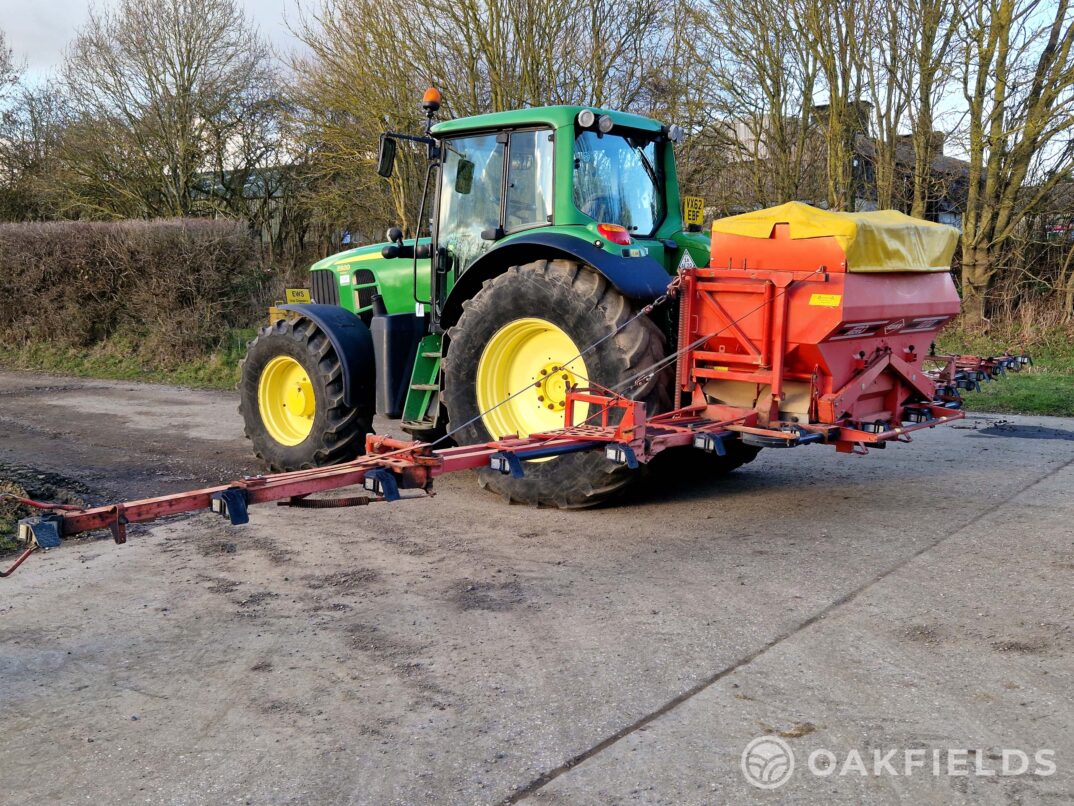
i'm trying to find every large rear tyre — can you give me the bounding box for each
[442,259,669,508]
[239,317,372,471]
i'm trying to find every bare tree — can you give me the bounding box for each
[289,0,428,241]
[904,0,963,218]
[0,30,18,101]
[61,0,277,218]
[862,0,910,210]
[959,0,1074,325]
[408,0,662,114]
[0,82,66,220]
[692,0,820,211]
[291,0,671,244]
[1060,225,1074,321]
[794,0,872,211]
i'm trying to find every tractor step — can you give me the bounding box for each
[402,333,443,430]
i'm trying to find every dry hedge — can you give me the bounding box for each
[0,218,266,362]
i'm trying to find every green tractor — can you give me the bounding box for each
[239,90,748,507]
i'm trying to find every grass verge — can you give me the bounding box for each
[0,324,1070,418]
[0,329,255,391]
[937,324,1074,418]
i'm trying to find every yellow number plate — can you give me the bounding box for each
[683,196,705,227]
[809,293,842,307]
[285,288,312,304]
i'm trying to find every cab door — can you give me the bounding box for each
[434,132,505,313]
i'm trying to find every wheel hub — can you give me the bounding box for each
[476,318,589,439]
[257,355,316,446]
[535,362,576,411]
[285,380,315,417]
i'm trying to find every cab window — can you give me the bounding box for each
[505,129,554,231]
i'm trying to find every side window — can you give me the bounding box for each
[437,133,504,274]
[505,129,554,231]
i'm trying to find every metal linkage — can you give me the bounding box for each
[0,346,1033,578]
[926,351,1031,392]
[0,428,640,576]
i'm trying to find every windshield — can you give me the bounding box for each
[572,130,664,236]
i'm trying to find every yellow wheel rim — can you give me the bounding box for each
[257,355,316,446]
[476,317,590,439]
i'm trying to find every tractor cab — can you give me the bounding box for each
[376,97,703,330]
[426,111,670,278]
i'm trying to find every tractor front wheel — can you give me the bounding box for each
[239,317,372,471]
[443,259,669,508]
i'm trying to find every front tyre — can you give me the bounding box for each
[239,317,372,471]
[442,259,669,508]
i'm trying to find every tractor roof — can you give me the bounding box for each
[431,105,665,137]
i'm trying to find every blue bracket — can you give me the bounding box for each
[16,514,63,549]
[210,488,250,525]
[363,469,401,501]
[692,431,730,456]
[512,441,600,462]
[490,452,525,479]
[604,443,639,469]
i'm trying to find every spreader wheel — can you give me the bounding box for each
[699,440,762,474]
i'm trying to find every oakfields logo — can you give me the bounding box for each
[741,736,794,789]
[740,736,1056,790]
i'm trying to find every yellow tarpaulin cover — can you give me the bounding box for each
[711,201,959,273]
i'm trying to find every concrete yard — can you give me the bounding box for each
[0,370,1071,804]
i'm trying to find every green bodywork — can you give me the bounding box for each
[308,241,432,319]
[306,105,710,428]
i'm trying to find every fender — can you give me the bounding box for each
[438,232,672,328]
[279,303,375,411]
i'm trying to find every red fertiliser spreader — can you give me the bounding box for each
[4,203,1029,576]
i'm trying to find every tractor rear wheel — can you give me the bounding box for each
[442,259,669,508]
[239,317,372,471]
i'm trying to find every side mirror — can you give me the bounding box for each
[377,136,397,178]
[455,159,475,194]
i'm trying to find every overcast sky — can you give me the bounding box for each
[2,0,304,82]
